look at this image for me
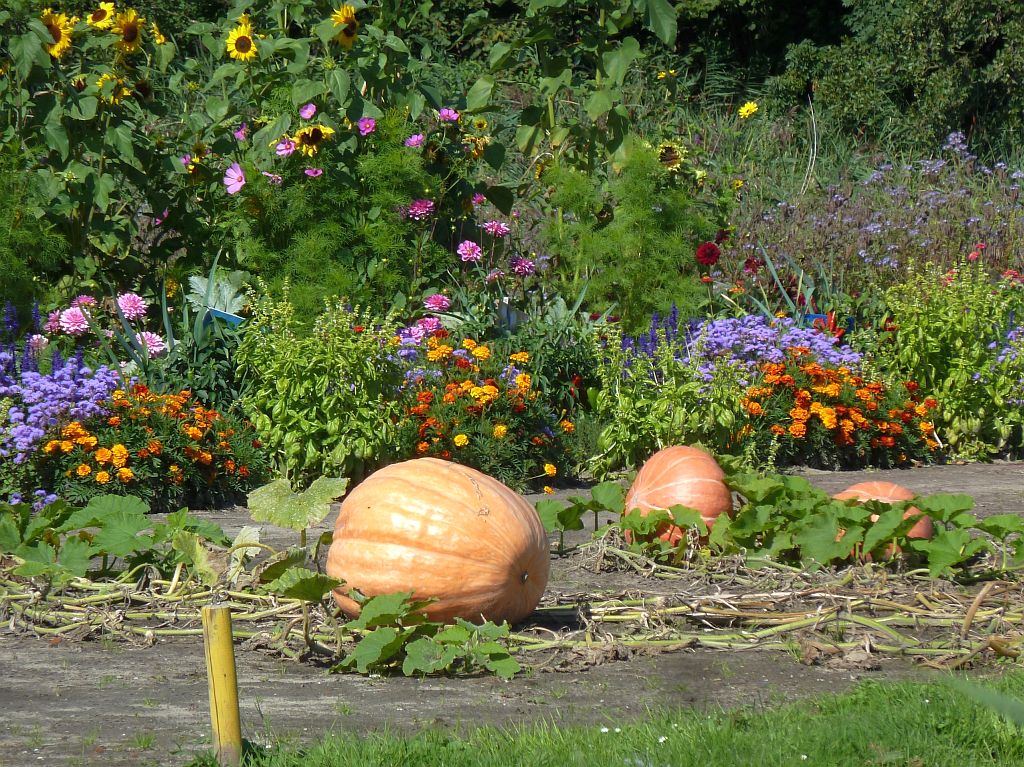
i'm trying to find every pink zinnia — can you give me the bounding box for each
[438,108,459,123]
[358,117,376,136]
[233,122,248,141]
[262,171,283,185]
[276,138,296,157]
[71,295,97,308]
[416,317,442,333]
[457,240,483,263]
[407,199,435,221]
[299,103,317,120]
[224,163,246,194]
[304,168,323,177]
[482,220,510,237]
[135,331,167,358]
[423,294,450,312]
[59,307,90,336]
[510,256,535,276]
[117,292,148,321]
[45,310,61,333]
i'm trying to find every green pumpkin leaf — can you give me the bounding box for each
[255,547,307,583]
[347,591,434,630]
[591,482,625,514]
[401,636,459,676]
[170,530,224,586]
[56,536,94,578]
[645,0,678,45]
[794,512,859,566]
[535,499,565,532]
[335,627,410,673]
[91,512,154,558]
[861,504,907,555]
[264,566,340,602]
[247,476,349,531]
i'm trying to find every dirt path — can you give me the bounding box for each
[2,461,1022,767]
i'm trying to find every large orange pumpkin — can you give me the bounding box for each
[623,446,733,545]
[832,480,934,540]
[325,458,550,625]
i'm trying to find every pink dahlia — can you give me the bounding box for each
[117,292,148,321]
[482,220,510,237]
[472,193,486,206]
[135,331,167,358]
[59,307,90,336]
[45,310,61,333]
[457,240,483,263]
[423,294,450,312]
[695,242,720,267]
[416,316,443,333]
[510,256,536,276]
[406,199,435,221]
[485,269,504,283]
[71,295,97,308]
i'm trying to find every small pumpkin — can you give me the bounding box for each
[623,445,733,545]
[325,458,549,625]
[833,480,934,559]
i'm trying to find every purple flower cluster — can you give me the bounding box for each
[0,351,121,463]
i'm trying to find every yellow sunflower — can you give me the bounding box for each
[112,8,145,54]
[96,72,131,104]
[226,22,257,62]
[150,22,166,46]
[657,141,685,172]
[87,3,116,30]
[331,4,359,48]
[41,8,76,60]
[293,124,335,156]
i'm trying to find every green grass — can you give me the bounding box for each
[187,672,1024,767]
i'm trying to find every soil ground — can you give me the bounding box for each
[2,461,1023,767]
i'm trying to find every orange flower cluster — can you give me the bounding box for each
[739,348,940,467]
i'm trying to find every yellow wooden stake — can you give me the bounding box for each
[202,605,243,767]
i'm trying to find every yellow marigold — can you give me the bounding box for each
[453,433,469,448]
[112,8,145,55]
[95,470,111,484]
[95,447,113,464]
[543,463,557,477]
[559,420,575,434]
[117,467,134,482]
[462,338,477,350]
[460,379,475,393]
[44,440,61,454]
[471,345,491,361]
[770,424,786,436]
[788,407,809,422]
[746,402,763,416]
[111,444,129,468]
[60,440,74,453]
[543,486,555,494]
[75,463,92,477]
[62,421,86,438]
[788,422,807,439]
[76,435,98,450]
[919,421,934,435]
[515,373,532,391]
[426,344,453,362]
[493,424,508,438]
[509,351,529,364]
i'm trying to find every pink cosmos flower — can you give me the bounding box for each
[405,134,425,148]
[154,208,169,226]
[299,103,317,120]
[482,220,510,237]
[117,292,148,321]
[224,163,246,194]
[406,199,435,221]
[304,168,323,177]
[275,138,296,157]
[71,295,97,308]
[358,117,376,136]
[45,310,61,333]
[59,307,90,336]
[510,256,536,276]
[262,171,283,185]
[135,331,168,358]
[179,153,192,167]
[416,317,442,333]
[471,193,486,206]
[457,240,483,263]
[438,108,459,123]
[233,122,248,141]
[423,294,450,312]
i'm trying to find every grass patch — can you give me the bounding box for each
[189,672,1024,767]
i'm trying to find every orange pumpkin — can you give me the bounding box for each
[833,480,934,540]
[325,458,549,624]
[623,445,733,545]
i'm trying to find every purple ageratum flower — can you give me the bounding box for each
[116,292,148,321]
[59,307,90,336]
[299,103,317,120]
[233,122,248,141]
[510,256,536,276]
[423,294,450,312]
[482,220,510,237]
[262,171,283,185]
[358,117,376,136]
[224,163,246,194]
[406,199,435,221]
[405,133,425,148]
[304,168,323,177]
[457,240,483,262]
[438,108,459,123]
[135,331,167,358]
[276,138,296,157]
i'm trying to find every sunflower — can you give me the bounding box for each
[112,9,145,54]
[226,22,257,62]
[293,124,335,157]
[41,8,76,60]
[331,5,359,48]
[87,3,116,29]
[96,72,131,104]
[150,22,166,45]
[657,141,685,172]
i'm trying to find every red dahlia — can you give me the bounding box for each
[695,242,720,266]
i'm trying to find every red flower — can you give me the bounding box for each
[695,242,720,267]
[743,257,763,274]
[353,325,365,333]
[714,229,730,244]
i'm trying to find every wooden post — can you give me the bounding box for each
[202,605,242,767]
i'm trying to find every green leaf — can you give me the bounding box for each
[247,477,349,531]
[13,543,62,578]
[488,42,513,70]
[291,78,327,107]
[337,627,410,673]
[328,69,351,105]
[170,531,223,585]
[432,624,473,644]
[91,512,154,558]
[264,566,341,602]
[347,591,432,630]
[205,96,230,123]
[794,512,858,566]
[666,505,707,536]
[10,31,50,80]
[57,537,94,579]
[914,528,989,577]
[977,514,1024,538]
[914,494,975,523]
[255,547,307,583]
[585,89,614,120]
[948,678,1024,725]
[485,184,515,214]
[465,75,495,112]
[645,0,678,46]
[861,505,906,555]
[591,482,625,514]
[60,495,150,533]
[44,122,69,161]
[92,173,116,212]
[482,141,505,171]
[475,641,520,679]
[601,37,641,86]
[535,499,565,532]
[401,636,459,675]
[227,526,261,583]
[68,96,98,121]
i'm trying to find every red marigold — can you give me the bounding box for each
[695,241,720,267]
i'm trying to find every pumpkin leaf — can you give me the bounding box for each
[227,526,261,584]
[59,494,150,533]
[862,504,908,555]
[474,641,520,679]
[91,512,155,558]
[334,626,412,673]
[591,482,625,514]
[254,547,307,583]
[264,566,340,602]
[346,591,435,630]
[793,512,859,567]
[401,636,461,676]
[171,530,225,586]
[247,477,349,531]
